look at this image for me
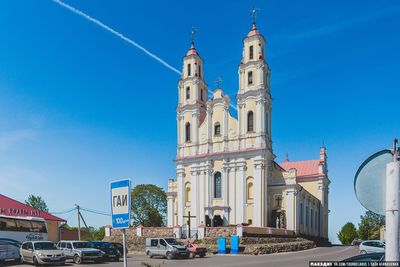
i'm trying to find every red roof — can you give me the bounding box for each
[0,194,65,222]
[279,160,322,177]
[247,24,260,37]
[186,43,198,56]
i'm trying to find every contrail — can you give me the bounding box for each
[52,0,238,111]
[52,0,182,75]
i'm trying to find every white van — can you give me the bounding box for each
[145,238,189,260]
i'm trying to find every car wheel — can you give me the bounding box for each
[199,253,205,258]
[73,254,82,264]
[166,252,173,260]
[189,252,195,259]
[360,250,367,254]
[33,256,40,266]
[146,251,152,258]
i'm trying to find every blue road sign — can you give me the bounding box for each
[110,179,131,229]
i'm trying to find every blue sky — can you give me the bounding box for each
[0,0,399,244]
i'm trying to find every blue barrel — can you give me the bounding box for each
[217,237,226,254]
[231,235,239,254]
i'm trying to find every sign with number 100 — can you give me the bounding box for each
[110,179,131,229]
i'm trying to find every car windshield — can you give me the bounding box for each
[164,238,182,246]
[34,242,58,250]
[73,242,88,248]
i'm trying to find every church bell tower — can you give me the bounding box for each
[177,28,208,157]
[237,9,272,150]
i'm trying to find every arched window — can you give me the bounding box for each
[246,177,254,202]
[248,71,253,85]
[198,64,202,78]
[247,111,254,132]
[185,122,191,142]
[214,122,221,136]
[187,63,191,76]
[185,182,191,204]
[186,87,190,100]
[249,45,254,60]
[200,88,204,101]
[214,172,222,198]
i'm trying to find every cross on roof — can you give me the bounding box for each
[190,27,197,45]
[214,76,223,89]
[276,195,282,207]
[250,7,260,25]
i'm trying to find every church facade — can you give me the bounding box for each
[166,20,330,239]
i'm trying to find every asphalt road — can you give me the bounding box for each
[13,246,358,267]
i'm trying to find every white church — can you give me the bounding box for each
[166,17,330,239]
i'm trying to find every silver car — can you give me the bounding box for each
[20,241,66,265]
[145,238,189,259]
[359,240,385,254]
[57,240,104,264]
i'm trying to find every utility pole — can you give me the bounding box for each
[76,204,81,241]
[385,138,400,261]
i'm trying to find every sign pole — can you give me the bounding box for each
[122,228,127,267]
[385,139,400,261]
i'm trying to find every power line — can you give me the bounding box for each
[50,207,77,214]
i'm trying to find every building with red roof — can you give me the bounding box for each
[0,194,65,242]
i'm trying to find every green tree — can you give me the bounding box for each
[25,195,49,212]
[337,222,358,245]
[358,211,385,240]
[131,184,167,227]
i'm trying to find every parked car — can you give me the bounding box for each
[20,241,66,266]
[145,238,189,259]
[186,242,207,258]
[359,240,385,254]
[87,241,120,262]
[111,242,128,257]
[342,252,384,262]
[57,240,104,264]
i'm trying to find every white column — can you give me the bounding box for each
[199,168,205,225]
[206,105,212,153]
[223,105,229,151]
[222,161,228,206]
[263,158,269,226]
[229,166,236,225]
[238,104,244,149]
[296,193,301,235]
[192,113,199,154]
[236,160,246,224]
[254,159,262,227]
[285,189,295,231]
[167,195,174,227]
[178,115,184,157]
[177,166,185,226]
[191,168,199,229]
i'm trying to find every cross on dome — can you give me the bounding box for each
[250,7,260,27]
[214,76,223,89]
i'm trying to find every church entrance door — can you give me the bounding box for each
[212,215,224,227]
